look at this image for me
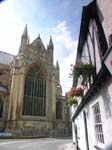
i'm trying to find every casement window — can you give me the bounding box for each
[0,97,3,117]
[93,102,104,144]
[56,101,62,120]
[23,66,46,116]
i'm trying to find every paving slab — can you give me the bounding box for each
[60,143,76,150]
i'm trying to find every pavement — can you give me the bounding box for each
[0,138,76,150]
[60,143,76,150]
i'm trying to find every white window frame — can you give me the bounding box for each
[91,101,105,147]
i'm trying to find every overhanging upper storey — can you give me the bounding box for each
[72,0,112,120]
[76,0,108,64]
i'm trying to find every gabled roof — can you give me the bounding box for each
[76,0,108,63]
[31,35,46,50]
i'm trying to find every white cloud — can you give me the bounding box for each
[0,0,77,96]
[0,0,25,55]
[48,21,78,95]
[31,21,78,95]
[60,41,78,95]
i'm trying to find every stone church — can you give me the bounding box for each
[0,25,71,137]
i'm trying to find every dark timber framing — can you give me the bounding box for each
[76,0,108,64]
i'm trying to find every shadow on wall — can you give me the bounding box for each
[102,80,112,118]
[105,143,112,150]
[0,0,6,3]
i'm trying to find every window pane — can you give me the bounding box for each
[93,102,104,144]
[23,66,46,116]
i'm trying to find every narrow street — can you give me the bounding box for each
[0,138,75,150]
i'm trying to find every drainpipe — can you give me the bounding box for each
[83,111,89,150]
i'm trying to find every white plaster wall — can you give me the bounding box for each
[85,104,95,150]
[93,22,102,73]
[72,122,76,144]
[86,22,95,65]
[75,102,97,150]
[73,78,112,150]
[81,43,90,63]
[86,21,102,74]
[97,0,112,46]
[88,78,112,148]
[75,113,87,150]
[99,78,112,147]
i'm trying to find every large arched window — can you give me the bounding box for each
[23,66,46,116]
[0,97,3,118]
[56,100,62,120]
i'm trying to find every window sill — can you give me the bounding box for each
[21,115,49,121]
[94,145,105,150]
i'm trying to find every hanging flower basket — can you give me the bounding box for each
[67,97,77,106]
[74,86,83,97]
[66,86,84,98]
[66,87,76,98]
[72,62,94,82]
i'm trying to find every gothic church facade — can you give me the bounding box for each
[0,25,70,137]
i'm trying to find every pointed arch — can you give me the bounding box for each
[23,66,46,116]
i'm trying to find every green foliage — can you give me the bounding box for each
[67,97,77,106]
[73,63,94,81]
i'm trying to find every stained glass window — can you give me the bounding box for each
[23,66,46,116]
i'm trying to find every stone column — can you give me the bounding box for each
[16,67,25,119]
[51,74,56,129]
[45,77,50,120]
[10,68,20,121]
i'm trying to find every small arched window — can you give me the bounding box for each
[0,97,3,118]
[56,100,62,120]
[23,66,46,116]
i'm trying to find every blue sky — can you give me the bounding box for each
[0,0,91,95]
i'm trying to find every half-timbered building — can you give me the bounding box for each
[72,1,112,150]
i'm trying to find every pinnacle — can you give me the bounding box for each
[22,24,28,38]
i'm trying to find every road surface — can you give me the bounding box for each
[0,138,73,150]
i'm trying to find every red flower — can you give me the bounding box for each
[70,64,74,67]
[66,87,76,98]
[110,60,112,66]
[75,87,83,97]
[66,91,71,98]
